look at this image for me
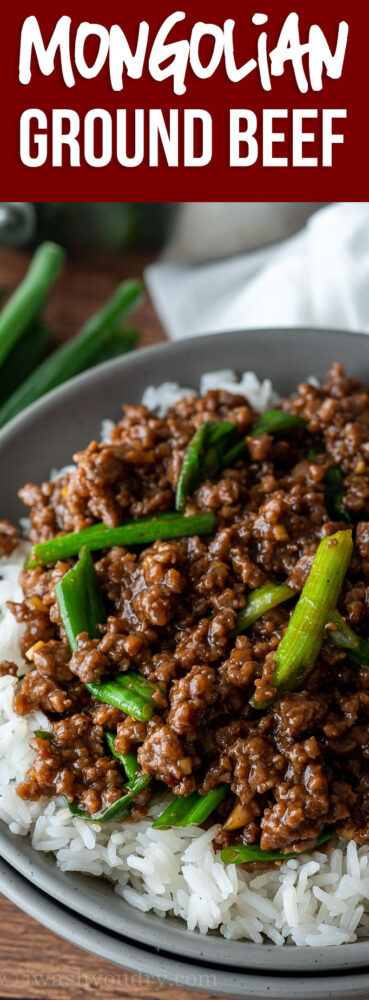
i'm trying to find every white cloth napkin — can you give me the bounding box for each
[145,203,369,340]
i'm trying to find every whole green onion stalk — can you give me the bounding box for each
[0,242,65,368]
[0,322,51,406]
[0,278,143,428]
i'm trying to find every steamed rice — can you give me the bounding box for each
[1,368,369,948]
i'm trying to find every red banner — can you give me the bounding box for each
[0,0,366,200]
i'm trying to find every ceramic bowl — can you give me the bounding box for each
[1,328,369,994]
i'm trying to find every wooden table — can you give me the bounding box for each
[0,247,217,1000]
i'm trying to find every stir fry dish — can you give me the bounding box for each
[2,362,369,866]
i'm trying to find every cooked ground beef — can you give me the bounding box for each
[8,364,369,853]
[0,520,19,557]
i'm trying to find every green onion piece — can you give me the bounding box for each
[250,410,307,437]
[324,467,351,524]
[33,730,52,741]
[256,530,353,705]
[63,771,150,824]
[153,792,200,829]
[105,732,141,786]
[175,424,209,511]
[183,783,229,826]
[26,512,217,567]
[221,440,247,467]
[306,452,351,525]
[86,672,159,722]
[234,583,296,637]
[308,443,326,461]
[221,830,333,864]
[0,279,143,428]
[0,322,51,406]
[153,784,229,830]
[55,546,106,652]
[0,243,64,369]
[327,609,369,664]
[175,422,237,511]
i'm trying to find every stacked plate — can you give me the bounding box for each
[2,815,369,999]
[1,330,369,998]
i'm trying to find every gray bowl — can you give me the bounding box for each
[4,854,369,1000]
[1,327,369,994]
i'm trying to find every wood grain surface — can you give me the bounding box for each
[0,247,166,352]
[0,247,219,1000]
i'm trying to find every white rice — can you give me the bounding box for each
[0,369,367,948]
[141,369,280,417]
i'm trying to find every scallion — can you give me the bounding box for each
[54,546,106,652]
[0,279,143,428]
[221,830,333,864]
[0,243,65,369]
[153,783,229,829]
[86,672,160,723]
[250,410,307,437]
[252,530,353,707]
[234,582,296,637]
[26,511,217,567]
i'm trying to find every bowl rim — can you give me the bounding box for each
[0,324,367,446]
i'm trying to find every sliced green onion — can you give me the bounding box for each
[324,467,351,524]
[175,422,237,511]
[221,440,247,467]
[55,546,106,652]
[252,530,353,707]
[327,609,369,664]
[221,830,333,864]
[33,730,52,741]
[307,450,350,525]
[86,672,160,722]
[0,279,143,428]
[234,583,296,637]
[26,512,217,567]
[272,530,352,696]
[183,784,229,826]
[308,442,326,461]
[0,243,64,369]
[63,771,151,824]
[153,783,229,829]
[153,792,199,828]
[250,410,307,437]
[105,732,141,787]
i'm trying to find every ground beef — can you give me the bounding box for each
[6,365,369,852]
[0,660,18,677]
[137,724,195,794]
[0,520,19,556]
[168,664,218,739]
